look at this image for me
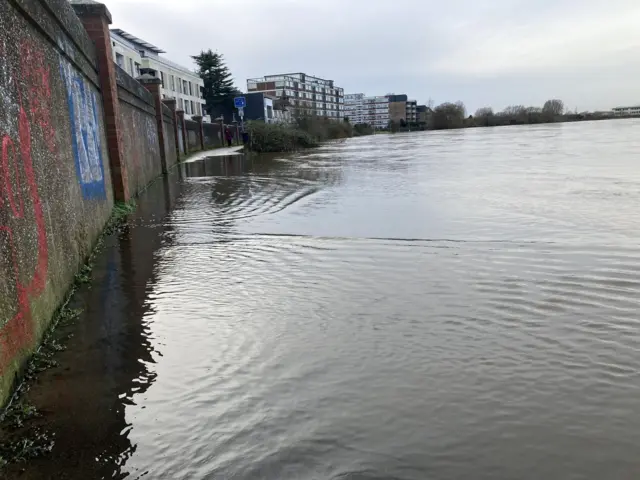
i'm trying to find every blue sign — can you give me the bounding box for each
[234,96,246,108]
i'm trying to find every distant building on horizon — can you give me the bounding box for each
[247,73,344,120]
[417,105,432,125]
[110,29,205,120]
[388,94,408,124]
[346,93,428,128]
[345,94,390,129]
[345,93,365,124]
[612,105,640,116]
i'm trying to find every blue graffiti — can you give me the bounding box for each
[59,58,106,200]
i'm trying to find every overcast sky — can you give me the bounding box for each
[104,0,640,113]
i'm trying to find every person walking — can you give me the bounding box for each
[225,127,233,147]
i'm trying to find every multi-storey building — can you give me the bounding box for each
[345,93,390,128]
[406,100,418,124]
[110,29,205,119]
[388,94,408,124]
[612,105,640,116]
[345,93,365,124]
[362,96,390,129]
[347,92,426,128]
[417,105,432,125]
[247,73,344,120]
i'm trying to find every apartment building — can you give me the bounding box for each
[345,93,365,124]
[388,94,408,124]
[612,105,640,116]
[362,96,390,129]
[110,29,205,119]
[417,105,432,125]
[345,93,390,129]
[247,73,344,119]
[406,100,418,124]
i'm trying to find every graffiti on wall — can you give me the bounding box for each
[59,57,106,200]
[21,42,57,155]
[0,40,50,371]
[120,106,159,188]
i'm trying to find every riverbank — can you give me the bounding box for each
[247,115,356,152]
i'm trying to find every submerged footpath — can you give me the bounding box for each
[0,170,185,478]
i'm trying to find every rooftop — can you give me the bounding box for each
[111,28,165,54]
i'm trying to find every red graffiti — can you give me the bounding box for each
[19,41,56,154]
[0,44,49,372]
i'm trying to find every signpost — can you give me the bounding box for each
[234,97,246,145]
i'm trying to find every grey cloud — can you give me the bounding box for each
[105,0,640,112]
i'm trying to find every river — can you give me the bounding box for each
[9,119,640,479]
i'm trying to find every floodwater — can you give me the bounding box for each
[8,119,640,479]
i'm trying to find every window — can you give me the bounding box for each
[115,53,124,68]
[128,58,134,76]
[189,82,193,96]
[170,75,175,91]
[134,62,141,76]
[160,71,165,87]
[185,101,190,114]
[179,98,184,109]
[191,101,195,114]
[183,80,188,95]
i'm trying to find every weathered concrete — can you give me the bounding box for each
[0,0,113,403]
[72,1,130,202]
[203,122,223,148]
[185,119,200,151]
[116,67,162,193]
[162,102,179,168]
[0,0,183,406]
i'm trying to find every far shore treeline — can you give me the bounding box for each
[193,50,628,152]
[427,99,623,130]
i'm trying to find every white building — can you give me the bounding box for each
[247,72,344,120]
[612,106,640,116]
[345,93,390,129]
[110,29,205,119]
[345,93,365,124]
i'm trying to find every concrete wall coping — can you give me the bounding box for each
[13,0,101,84]
[69,0,113,24]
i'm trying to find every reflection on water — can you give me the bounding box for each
[11,120,640,479]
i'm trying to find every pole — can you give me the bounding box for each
[219,117,224,147]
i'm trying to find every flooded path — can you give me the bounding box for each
[7,120,640,479]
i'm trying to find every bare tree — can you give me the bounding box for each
[433,102,466,129]
[501,105,527,117]
[475,107,494,118]
[542,99,564,116]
